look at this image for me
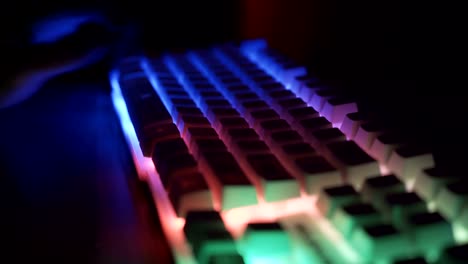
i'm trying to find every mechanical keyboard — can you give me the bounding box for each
[109,39,468,264]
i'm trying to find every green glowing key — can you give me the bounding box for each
[239,222,292,263]
[350,223,414,263]
[316,185,361,218]
[407,212,454,261]
[331,202,383,239]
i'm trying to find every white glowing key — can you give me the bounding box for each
[309,89,338,112]
[368,132,407,163]
[326,141,381,189]
[321,97,358,125]
[434,181,468,220]
[339,112,371,140]
[386,144,434,183]
[354,121,386,151]
[413,167,458,202]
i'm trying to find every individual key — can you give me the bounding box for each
[202,151,257,209]
[241,100,269,112]
[225,84,250,93]
[316,185,361,217]
[172,106,203,121]
[299,117,332,135]
[268,89,295,100]
[326,141,381,188]
[309,88,339,111]
[339,112,372,140]
[247,154,300,201]
[218,117,250,130]
[185,127,219,146]
[369,131,410,162]
[321,96,358,125]
[310,128,346,146]
[286,106,319,124]
[275,98,307,113]
[183,210,227,246]
[354,121,386,150]
[193,230,239,264]
[295,156,342,194]
[383,192,428,227]
[192,139,227,156]
[152,136,188,156]
[248,109,280,127]
[271,130,303,145]
[292,74,319,93]
[436,243,468,264]
[240,223,292,263]
[298,82,321,103]
[413,167,460,201]
[178,115,212,135]
[277,60,307,85]
[435,180,468,220]
[227,128,259,142]
[233,92,259,101]
[235,140,270,154]
[332,202,383,238]
[282,142,317,158]
[350,223,414,263]
[155,153,198,188]
[168,171,213,217]
[259,119,291,137]
[360,175,406,208]
[138,123,180,157]
[407,212,454,259]
[387,144,434,184]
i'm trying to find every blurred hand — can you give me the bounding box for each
[0,11,116,109]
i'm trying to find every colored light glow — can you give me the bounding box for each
[111,42,443,264]
[378,163,391,176]
[454,222,468,244]
[110,70,196,264]
[222,196,317,238]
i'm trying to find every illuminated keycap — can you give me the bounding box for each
[326,141,381,188]
[407,212,454,259]
[413,167,459,202]
[240,223,292,263]
[435,180,468,220]
[332,202,382,238]
[360,175,405,208]
[316,185,361,217]
[387,144,434,184]
[350,223,414,263]
[321,96,358,125]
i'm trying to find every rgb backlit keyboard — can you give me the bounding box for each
[109,40,468,264]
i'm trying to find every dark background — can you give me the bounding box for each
[0,0,464,263]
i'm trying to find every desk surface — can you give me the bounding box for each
[0,76,173,263]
